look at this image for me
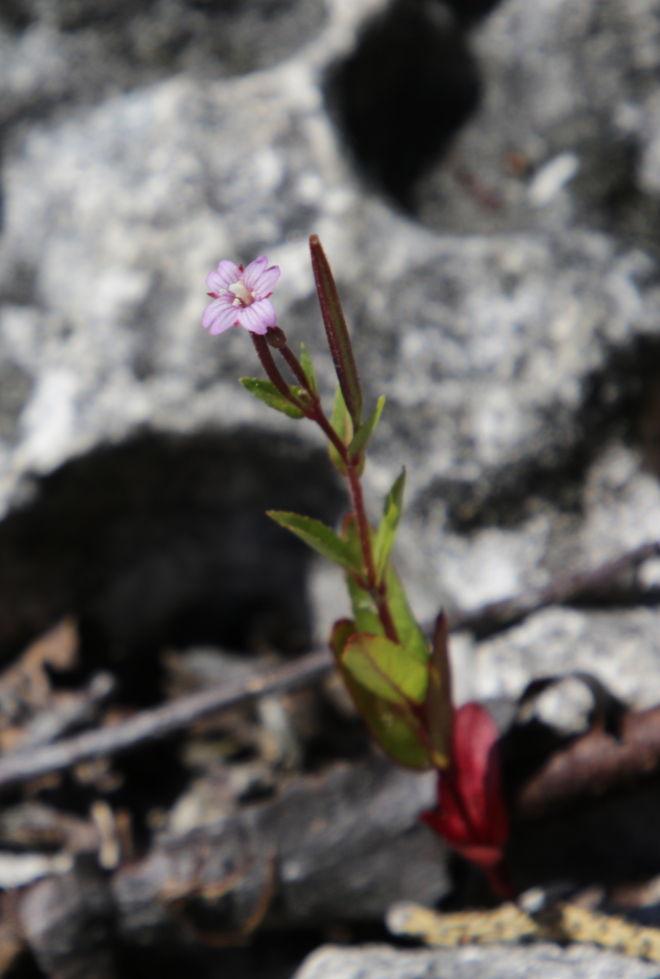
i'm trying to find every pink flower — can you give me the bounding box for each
[203,256,280,336]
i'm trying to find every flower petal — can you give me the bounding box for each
[246,262,280,298]
[202,298,238,334]
[251,297,277,327]
[237,303,269,335]
[207,260,241,292]
[241,256,268,290]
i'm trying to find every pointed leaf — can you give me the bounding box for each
[343,513,429,663]
[299,342,319,396]
[240,378,305,418]
[330,619,358,664]
[328,385,353,474]
[309,235,363,427]
[342,633,428,704]
[330,621,431,770]
[374,468,406,580]
[346,574,382,635]
[267,511,361,573]
[384,563,430,664]
[348,395,385,461]
[422,704,509,870]
[425,612,453,768]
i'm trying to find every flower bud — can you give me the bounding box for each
[266,326,287,348]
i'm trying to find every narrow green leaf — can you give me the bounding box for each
[240,378,305,419]
[346,574,382,635]
[328,385,353,474]
[267,511,362,573]
[343,512,428,665]
[348,395,385,461]
[309,235,363,428]
[330,621,431,770]
[342,633,428,704]
[299,342,319,396]
[384,563,430,664]
[425,612,453,768]
[373,468,406,580]
[330,618,358,664]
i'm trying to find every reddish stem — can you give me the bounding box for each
[345,459,399,644]
[253,334,399,644]
[279,344,314,392]
[251,334,308,413]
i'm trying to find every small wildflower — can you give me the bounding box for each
[203,256,280,336]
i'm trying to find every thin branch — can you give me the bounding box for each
[1,541,659,793]
[0,649,333,794]
[446,541,660,637]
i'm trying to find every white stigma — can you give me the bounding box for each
[229,280,254,307]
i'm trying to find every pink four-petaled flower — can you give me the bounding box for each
[203,256,280,336]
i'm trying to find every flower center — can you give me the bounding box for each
[228,280,254,308]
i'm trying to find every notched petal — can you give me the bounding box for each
[238,304,269,334]
[212,260,241,289]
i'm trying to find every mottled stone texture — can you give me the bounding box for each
[293,942,660,979]
[1,0,660,703]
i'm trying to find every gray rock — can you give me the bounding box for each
[452,604,660,710]
[113,755,449,938]
[1,0,660,694]
[293,942,660,979]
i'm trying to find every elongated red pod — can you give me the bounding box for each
[309,235,363,427]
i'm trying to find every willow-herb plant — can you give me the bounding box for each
[203,237,512,897]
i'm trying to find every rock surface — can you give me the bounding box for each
[293,942,660,979]
[1,0,660,770]
[3,0,660,973]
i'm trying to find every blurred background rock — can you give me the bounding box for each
[1,0,660,791]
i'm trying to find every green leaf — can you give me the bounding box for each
[342,633,428,704]
[299,343,319,396]
[384,563,430,665]
[328,385,353,474]
[267,511,362,573]
[346,574,382,635]
[373,468,406,580]
[425,612,453,768]
[330,621,431,770]
[342,512,428,664]
[240,378,305,419]
[348,395,385,461]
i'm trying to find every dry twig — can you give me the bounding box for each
[447,541,660,636]
[0,650,333,793]
[0,541,658,795]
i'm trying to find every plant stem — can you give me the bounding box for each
[251,334,305,409]
[279,344,313,392]
[261,337,399,643]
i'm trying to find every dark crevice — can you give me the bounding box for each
[325,0,485,210]
[416,333,660,532]
[442,0,502,24]
[0,0,35,31]
[0,430,346,704]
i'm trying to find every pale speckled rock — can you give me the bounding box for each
[452,604,660,711]
[2,0,660,687]
[293,942,660,979]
